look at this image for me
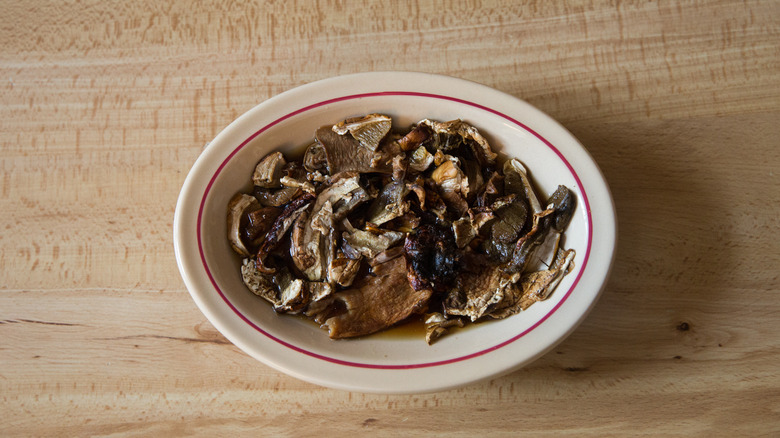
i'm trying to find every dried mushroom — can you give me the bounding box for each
[227,194,260,256]
[227,114,576,344]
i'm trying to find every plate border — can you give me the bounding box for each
[196,91,593,369]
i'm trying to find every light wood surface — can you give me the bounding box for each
[2,1,779,436]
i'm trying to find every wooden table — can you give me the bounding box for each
[2,1,778,436]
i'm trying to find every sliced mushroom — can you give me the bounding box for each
[332,114,392,152]
[252,152,286,188]
[255,192,315,273]
[227,193,259,256]
[397,124,431,151]
[424,312,464,345]
[328,255,362,287]
[489,248,575,319]
[241,258,280,306]
[321,256,433,339]
[504,159,541,215]
[483,200,528,263]
[303,141,328,172]
[315,126,392,175]
[291,175,370,281]
[280,175,315,194]
[365,179,408,225]
[443,265,515,322]
[243,206,282,247]
[253,186,302,207]
[430,160,469,216]
[343,223,404,259]
[273,267,309,314]
[475,171,503,208]
[417,118,497,165]
[408,145,434,173]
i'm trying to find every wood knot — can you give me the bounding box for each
[676,322,690,331]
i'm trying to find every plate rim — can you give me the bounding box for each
[173,71,617,393]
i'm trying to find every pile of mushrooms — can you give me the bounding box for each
[227,114,576,344]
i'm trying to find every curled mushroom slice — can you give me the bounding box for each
[424,312,464,345]
[431,160,470,216]
[303,142,328,172]
[483,200,528,263]
[328,255,362,287]
[408,146,434,173]
[291,175,369,281]
[241,258,280,306]
[504,158,541,215]
[253,186,302,207]
[342,223,404,259]
[417,119,497,165]
[280,175,315,194]
[252,152,286,188]
[243,206,282,248]
[227,193,259,257]
[365,180,409,226]
[273,267,308,314]
[398,124,431,151]
[489,248,576,319]
[255,192,315,273]
[332,113,392,152]
[443,265,518,322]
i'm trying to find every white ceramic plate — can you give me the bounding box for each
[173,72,616,394]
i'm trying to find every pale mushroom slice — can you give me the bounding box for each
[332,113,392,151]
[424,312,465,345]
[252,152,286,188]
[227,193,259,256]
[342,220,404,259]
[408,146,434,173]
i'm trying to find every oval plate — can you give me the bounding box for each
[173,72,616,393]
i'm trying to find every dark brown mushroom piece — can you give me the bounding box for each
[320,256,433,339]
[397,124,431,151]
[252,152,286,188]
[255,192,315,273]
[503,185,575,275]
[243,206,282,248]
[404,223,458,294]
[314,126,392,175]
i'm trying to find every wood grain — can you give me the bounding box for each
[1,0,778,436]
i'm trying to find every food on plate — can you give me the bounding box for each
[227,114,576,344]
